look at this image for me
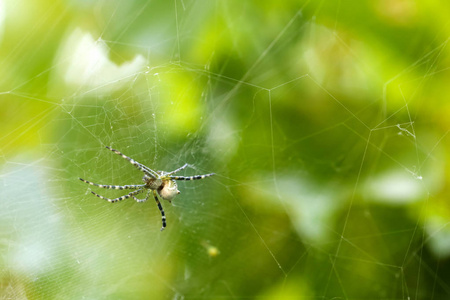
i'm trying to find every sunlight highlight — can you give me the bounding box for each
[53,28,146,93]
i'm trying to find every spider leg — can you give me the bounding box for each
[91,188,143,203]
[133,189,150,203]
[105,146,159,179]
[169,173,215,181]
[79,178,145,190]
[165,163,188,176]
[153,190,166,231]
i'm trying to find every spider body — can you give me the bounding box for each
[142,174,179,202]
[143,175,165,191]
[79,146,214,231]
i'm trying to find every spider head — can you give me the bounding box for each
[158,179,180,202]
[143,175,163,189]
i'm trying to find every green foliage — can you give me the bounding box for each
[1,0,450,299]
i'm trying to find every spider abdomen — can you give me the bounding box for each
[158,179,180,201]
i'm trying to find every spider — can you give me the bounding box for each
[79,146,215,231]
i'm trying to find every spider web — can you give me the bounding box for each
[1,0,450,299]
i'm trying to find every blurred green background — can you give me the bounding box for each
[1,0,450,299]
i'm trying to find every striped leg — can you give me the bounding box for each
[133,190,150,203]
[165,163,188,176]
[79,178,145,190]
[169,173,215,180]
[91,188,143,203]
[105,146,159,178]
[153,190,166,231]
